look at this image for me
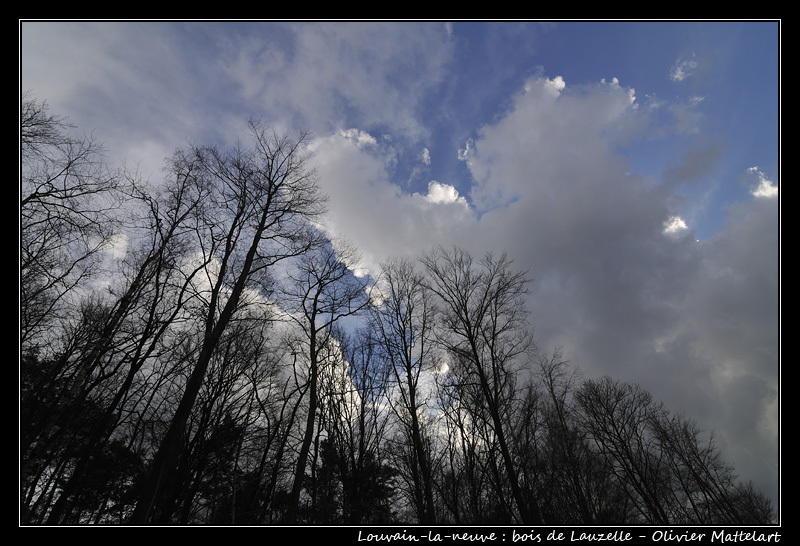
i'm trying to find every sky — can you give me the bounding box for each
[20,20,780,514]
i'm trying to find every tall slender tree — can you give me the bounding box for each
[21,92,125,356]
[128,120,324,524]
[280,241,371,523]
[421,247,542,525]
[39,168,212,524]
[370,258,439,524]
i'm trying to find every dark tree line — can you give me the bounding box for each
[19,94,776,525]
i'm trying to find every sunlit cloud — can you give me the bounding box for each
[749,167,779,199]
[663,215,689,235]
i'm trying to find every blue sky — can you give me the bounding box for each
[20,20,780,513]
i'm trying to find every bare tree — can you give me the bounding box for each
[649,407,775,524]
[434,368,485,524]
[19,93,162,523]
[575,376,775,525]
[128,120,325,524]
[279,240,371,523]
[329,328,396,524]
[370,258,439,523]
[532,351,630,524]
[170,307,276,524]
[31,166,214,524]
[20,97,777,526]
[575,377,672,524]
[420,247,542,525]
[20,92,126,355]
[246,345,307,524]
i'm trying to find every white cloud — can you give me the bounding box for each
[663,215,689,235]
[220,23,456,141]
[420,147,431,165]
[420,180,468,206]
[339,128,378,149]
[748,167,779,199]
[544,74,566,94]
[689,95,705,107]
[601,76,637,106]
[309,131,478,277]
[458,138,474,162]
[670,53,698,82]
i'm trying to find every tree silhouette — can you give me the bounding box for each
[19,97,777,526]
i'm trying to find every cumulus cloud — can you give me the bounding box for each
[464,75,646,213]
[308,131,477,276]
[311,72,778,504]
[420,180,468,206]
[663,215,690,235]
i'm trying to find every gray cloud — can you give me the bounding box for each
[311,73,779,506]
[662,141,724,186]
